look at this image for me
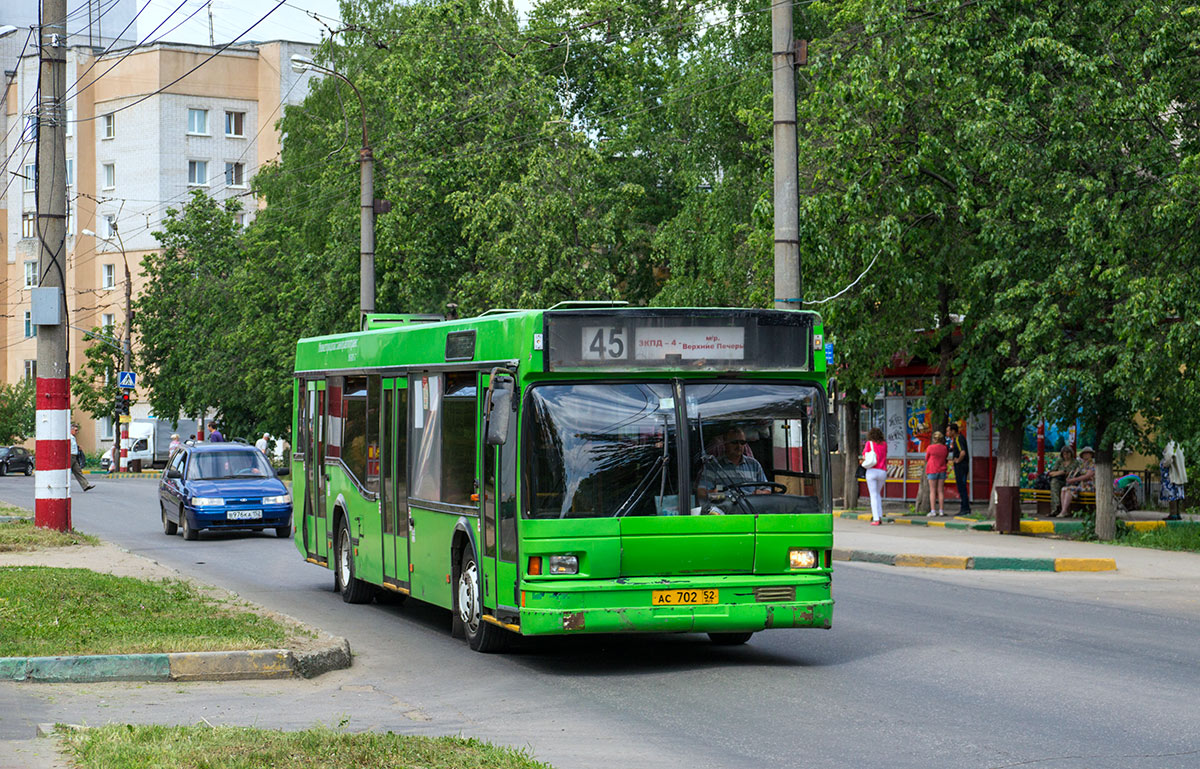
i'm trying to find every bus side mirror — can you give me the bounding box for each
[485,372,515,446]
[826,422,839,453]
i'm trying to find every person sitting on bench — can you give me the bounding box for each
[1047,445,1078,516]
[1059,446,1095,518]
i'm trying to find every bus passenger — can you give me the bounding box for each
[698,427,770,499]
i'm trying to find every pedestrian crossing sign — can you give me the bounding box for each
[118,371,136,389]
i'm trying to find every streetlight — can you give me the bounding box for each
[82,225,131,472]
[291,54,376,326]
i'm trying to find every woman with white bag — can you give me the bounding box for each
[862,427,888,525]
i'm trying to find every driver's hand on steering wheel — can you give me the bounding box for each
[753,487,772,495]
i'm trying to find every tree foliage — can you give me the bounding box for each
[0,379,35,445]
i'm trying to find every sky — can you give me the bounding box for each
[136,0,345,46]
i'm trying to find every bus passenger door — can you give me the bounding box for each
[483,371,520,617]
[305,381,329,563]
[381,379,411,591]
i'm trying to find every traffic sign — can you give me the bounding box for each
[118,371,136,389]
[119,414,131,423]
[824,342,834,366]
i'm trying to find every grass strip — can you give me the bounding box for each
[1113,523,1200,554]
[0,519,98,551]
[0,567,288,657]
[59,724,553,769]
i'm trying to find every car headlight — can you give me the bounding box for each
[192,497,224,507]
[262,494,291,505]
[548,554,579,575]
[789,548,818,569]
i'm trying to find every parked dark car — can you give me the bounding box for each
[0,446,34,476]
[158,443,291,541]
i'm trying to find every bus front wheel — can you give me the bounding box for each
[456,548,508,653]
[335,517,373,604]
[708,632,753,646]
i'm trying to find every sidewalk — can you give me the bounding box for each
[833,504,1200,578]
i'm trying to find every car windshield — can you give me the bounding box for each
[186,450,273,480]
[525,381,826,518]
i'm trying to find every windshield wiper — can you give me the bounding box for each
[615,416,670,517]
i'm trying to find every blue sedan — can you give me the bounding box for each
[158,443,292,540]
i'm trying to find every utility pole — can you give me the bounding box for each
[772,0,802,309]
[120,226,131,472]
[207,0,215,47]
[35,0,70,531]
[290,55,375,326]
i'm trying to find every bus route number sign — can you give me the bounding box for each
[583,326,627,360]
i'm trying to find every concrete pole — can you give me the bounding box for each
[772,0,801,309]
[121,234,131,472]
[35,0,70,531]
[360,146,375,324]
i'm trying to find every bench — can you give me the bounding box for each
[1020,487,1096,514]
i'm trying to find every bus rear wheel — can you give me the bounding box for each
[708,632,753,646]
[456,548,508,653]
[335,516,373,604]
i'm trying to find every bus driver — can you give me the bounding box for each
[698,427,772,498]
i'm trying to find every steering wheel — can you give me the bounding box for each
[725,482,788,495]
[235,468,262,477]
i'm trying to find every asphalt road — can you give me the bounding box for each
[3,476,1199,768]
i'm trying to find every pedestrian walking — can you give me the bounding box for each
[924,430,948,516]
[1046,445,1078,517]
[208,425,224,443]
[169,434,181,453]
[862,427,888,525]
[1161,440,1187,520]
[69,423,95,492]
[947,422,970,515]
[255,432,270,455]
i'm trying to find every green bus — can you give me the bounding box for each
[292,304,833,651]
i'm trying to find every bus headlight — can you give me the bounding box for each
[548,555,579,575]
[192,497,224,507]
[789,548,817,569]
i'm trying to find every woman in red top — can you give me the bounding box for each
[924,430,949,517]
[863,427,888,525]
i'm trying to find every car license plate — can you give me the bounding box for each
[651,589,718,606]
[227,510,262,521]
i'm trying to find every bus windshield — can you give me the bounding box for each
[526,381,825,518]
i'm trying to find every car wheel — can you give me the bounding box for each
[23,463,32,476]
[0,463,7,477]
[707,632,753,646]
[334,516,372,604]
[180,507,198,541]
[275,523,292,539]
[456,546,508,653]
[161,505,177,536]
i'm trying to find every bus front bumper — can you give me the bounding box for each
[516,574,833,636]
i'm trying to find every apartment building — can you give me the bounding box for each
[2,37,317,452]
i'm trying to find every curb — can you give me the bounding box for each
[82,471,158,479]
[0,637,351,684]
[833,548,1116,572]
[836,511,993,531]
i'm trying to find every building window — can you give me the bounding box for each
[65,109,73,137]
[187,108,209,135]
[24,261,36,288]
[225,111,245,137]
[22,163,35,192]
[24,360,37,381]
[22,212,36,239]
[100,214,117,239]
[66,158,74,187]
[66,204,74,236]
[24,311,36,338]
[102,113,115,139]
[235,213,248,228]
[102,264,116,289]
[188,160,208,186]
[102,313,115,331]
[224,162,244,187]
[102,163,115,189]
[99,416,114,440]
[22,114,37,143]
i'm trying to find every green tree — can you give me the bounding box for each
[70,325,125,422]
[0,379,36,445]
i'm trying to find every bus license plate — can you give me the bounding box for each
[651,589,718,606]
[227,510,262,520]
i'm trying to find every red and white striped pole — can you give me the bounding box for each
[119,422,128,472]
[34,0,71,532]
